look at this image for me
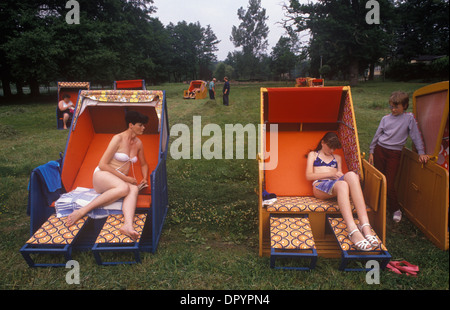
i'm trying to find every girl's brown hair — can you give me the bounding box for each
[305,132,341,157]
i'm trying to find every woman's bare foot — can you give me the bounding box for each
[120,224,139,241]
[66,209,85,226]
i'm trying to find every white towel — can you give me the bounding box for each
[55,187,122,219]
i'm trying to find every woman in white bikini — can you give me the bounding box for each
[66,111,149,241]
[305,132,379,251]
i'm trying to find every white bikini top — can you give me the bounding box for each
[114,152,138,163]
[114,152,138,178]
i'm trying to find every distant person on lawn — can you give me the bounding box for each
[222,77,230,106]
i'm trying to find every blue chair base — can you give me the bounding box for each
[338,250,391,272]
[270,248,318,271]
[92,243,143,265]
[327,216,391,272]
[20,244,73,268]
[269,215,318,271]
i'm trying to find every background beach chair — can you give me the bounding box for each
[258,87,390,271]
[310,78,324,87]
[396,81,449,250]
[21,90,169,266]
[56,82,90,129]
[295,77,311,87]
[183,80,207,99]
[113,79,146,90]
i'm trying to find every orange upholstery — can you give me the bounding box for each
[115,80,145,89]
[267,87,343,123]
[189,81,204,92]
[69,134,159,208]
[61,104,160,210]
[264,130,348,196]
[61,110,95,191]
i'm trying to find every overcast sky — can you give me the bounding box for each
[153,0,302,61]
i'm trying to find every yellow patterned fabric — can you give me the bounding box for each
[266,196,359,212]
[26,214,87,245]
[72,90,163,131]
[328,217,387,251]
[270,217,315,250]
[95,214,147,244]
[79,90,163,103]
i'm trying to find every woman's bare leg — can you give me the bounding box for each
[63,113,70,129]
[119,184,140,241]
[66,171,129,226]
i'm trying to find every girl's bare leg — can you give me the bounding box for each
[313,183,366,245]
[344,172,376,239]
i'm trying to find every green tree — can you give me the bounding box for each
[270,36,299,80]
[1,0,162,95]
[167,21,220,82]
[230,0,269,79]
[284,0,395,85]
[393,0,449,60]
[199,25,220,80]
[1,0,61,96]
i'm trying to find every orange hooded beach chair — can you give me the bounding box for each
[259,87,390,271]
[183,80,207,99]
[21,90,169,266]
[56,82,90,129]
[114,79,146,90]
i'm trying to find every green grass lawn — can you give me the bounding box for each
[0,81,448,290]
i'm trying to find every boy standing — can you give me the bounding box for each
[369,91,429,222]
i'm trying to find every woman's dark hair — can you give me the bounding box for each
[125,110,149,126]
[306,132,342,157]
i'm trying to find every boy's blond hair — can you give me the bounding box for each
[389,91,409,110]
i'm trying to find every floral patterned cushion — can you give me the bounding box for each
[26,214,87,245]
[328,217,387,251]
[95,214,147,244]
[270,217,315,250]
[266,196,358,212]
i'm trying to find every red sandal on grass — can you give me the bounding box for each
[387,261,419,277]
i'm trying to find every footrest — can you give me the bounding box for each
[270,216,317,270]
[91,213,147,265]
[20,214,88,267]
[327,217,391,271]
